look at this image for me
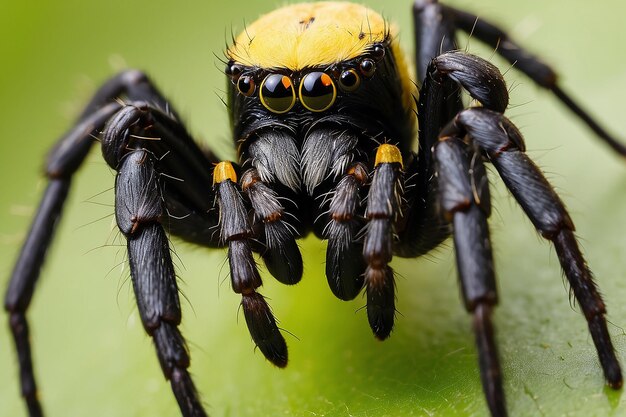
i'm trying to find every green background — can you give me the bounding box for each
[1,1,626,416]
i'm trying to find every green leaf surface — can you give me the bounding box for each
[1,1,626,416]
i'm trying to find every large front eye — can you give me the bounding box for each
[299,72,336,112]
[260,74,296,114]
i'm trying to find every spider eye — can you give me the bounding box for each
[371,45,385,60]
[260,74,296,114]
[338,69,361,92]
[359,59,376,78]
[226,63,243,79]
[237,76,256,96]
[299,72,336,112]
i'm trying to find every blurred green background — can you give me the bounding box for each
[1,1,626,416]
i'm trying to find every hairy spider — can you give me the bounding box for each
[4,1,625,416]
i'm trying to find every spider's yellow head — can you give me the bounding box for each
[226,2,414,112]
[226,2,416,155]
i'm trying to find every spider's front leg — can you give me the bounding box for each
[101,100,222,417]
[212,163,289,367]
[419,49,622,416]
[440,106,624,387]
[104,99,295,413]
[114,148,205,416]
[4,102,123,417]
[362,145,404,339]
[433,136,503,415]
[106,100,297,411]
[4,70,196,416]
[403,50,505,410]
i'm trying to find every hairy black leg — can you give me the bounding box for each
[433,136,504,416]
[443,107,623,388]
[323,163,368,301]
[102,98,220,415]
[5,69,220,416]
[413,0,458,83]
[410,0,460,212]
[402,0,506,257]
[397,3,467,259]
[213,162,288,367]
[241,168,303,285]
[474,304,505,417]
[400,49,512,415]
[4,102,122,416]
[422,1,626,155]
[5,181,68,417]
[363,145,403,340]
[397,50,508,256]
[116,149,206,417]
[78,70,174,117]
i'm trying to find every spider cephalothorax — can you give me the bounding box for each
[5,2,624,417]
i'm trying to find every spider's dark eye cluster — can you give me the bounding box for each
[228,44,387,114]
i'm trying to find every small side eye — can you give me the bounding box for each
[226,63,243,79]
[237,76,256,96]
[338,69,361,92]
[372,45,385,61]
[359,59,376,78]
[299,72,336,112]
[260,74,296,114]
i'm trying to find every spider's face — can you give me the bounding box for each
[224,2,416,194]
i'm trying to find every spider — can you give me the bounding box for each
[4,1,625,416]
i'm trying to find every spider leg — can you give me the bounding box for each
[322,163,368,300]
[5,70,220,416]
[395,0,462,259]
[397,49,508,256]
[441,106,624,388]
[299,126,369,300]
[4,102,123,417]
[433,135,504,416]
[415,0,626,156]
[102,97,228,416]
[400,50,524,416]
[108,98,291,400]
[241,168,303,286]
[213,163,288,367]
[4,70,164,415]
[362,145,404,340]
[412,47,622,415]
[116,149,206,417]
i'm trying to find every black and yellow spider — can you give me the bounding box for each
[4,1,625,417]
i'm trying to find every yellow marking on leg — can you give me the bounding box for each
[213,161,237,185]
[374,144,403,168]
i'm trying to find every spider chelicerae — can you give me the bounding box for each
[5,1,625,416]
